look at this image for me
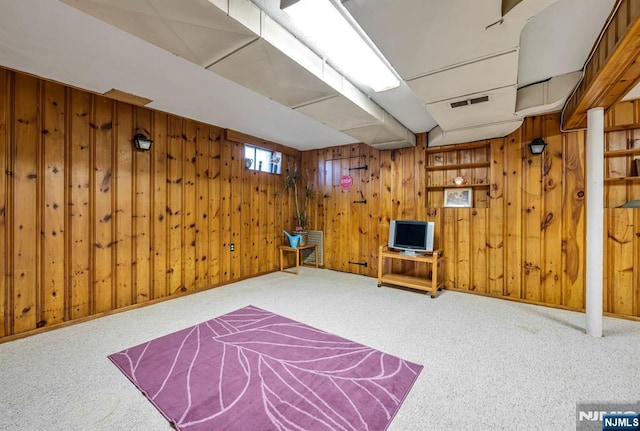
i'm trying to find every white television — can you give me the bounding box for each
[388,220,434,256]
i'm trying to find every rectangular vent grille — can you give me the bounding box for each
[470,95,489,105]
[450,95,489,109]
[303,230,323,266]
[450,100,469,108]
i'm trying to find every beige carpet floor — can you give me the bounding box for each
[1,268,639,430]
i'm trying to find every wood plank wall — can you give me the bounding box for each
[0,68,297,340]
[302,112,640,320]
[604,99,640,318]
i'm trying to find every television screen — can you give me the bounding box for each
[388,220,434,255]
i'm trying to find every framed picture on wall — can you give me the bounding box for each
[443,188,473,208]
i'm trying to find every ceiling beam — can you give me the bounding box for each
[562,0,640,130]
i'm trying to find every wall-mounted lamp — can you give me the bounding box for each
[133,133,153,151]
[529,137,547,155]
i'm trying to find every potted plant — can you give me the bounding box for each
[284,162,314,244]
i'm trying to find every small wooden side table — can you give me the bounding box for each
[279,244,318,274]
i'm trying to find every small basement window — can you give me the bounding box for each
[244,144,282,174]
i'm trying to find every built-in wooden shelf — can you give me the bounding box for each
[604,124,640,133]
[426,141,490,154]
[604,175,640,182]
[425,161,490,172]
[604,148,640,157]
[425,183,490,189]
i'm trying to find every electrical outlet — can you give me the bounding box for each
[230,243,235,252]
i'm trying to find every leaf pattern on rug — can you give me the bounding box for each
[109,305,422,431]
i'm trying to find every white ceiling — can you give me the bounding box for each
[0,0,619,150]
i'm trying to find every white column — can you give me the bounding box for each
[585,107,604,338]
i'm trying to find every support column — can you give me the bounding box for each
[585,107,604,337]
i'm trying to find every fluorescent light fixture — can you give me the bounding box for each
[283,0,400,92]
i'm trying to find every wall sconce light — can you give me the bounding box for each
[452,176,468,186]
[133,133,153,151]
[529,138,547,155]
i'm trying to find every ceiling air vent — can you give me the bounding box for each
[450,100,469,109]
[470,95,489,105]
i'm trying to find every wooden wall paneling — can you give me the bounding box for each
[354,151,369,275]
[133,107,151,303]
[317,149,327,233]
[339,156,352,272]
[561,130,586,309]
[348,147,363,274]
[455,207,471,291]
[183,120,197,291]
[412,142,429,278]
[41,81,66,327]
[504,132,523,298]
[402,146,416,219]
[427,148,444,207]
[445,150,458,206]
[0,69,7,337]
[390,149,405,275]
[252,163,261,276]
[324,156,337,270]
[332,151,349,272]
[265,160,275,272]
[459,148,472,191]
[114,102,133,308]
[378,150,392,244]
[522,118,543,302]
[12,73,40,333]
[606,209,635,315]
[207,126,222,286]
[68,89,92,318]
[401,147,418,277]
[635,208,640,317]
[305,149,322,232]
[375,149,392,275]
[628,129,640,202]
[12,65,640,338]
[241,161,254,278]
[230,142,242,279]
[93,95,115,313]
[475,145,490,207]
[609,100,635,127]
[366,145,381,277]
[442,208,457,288]
[195,123,209,290]
[151,111,168,299]
[541,116,563,305]
[415,136,427,222]
[605,131,629,208]
[471,208,488,293]
[167,116,183,294]
[603,208,611,314]
[488,138,505,296]
[346,156,357,273]
[278,154,289,267]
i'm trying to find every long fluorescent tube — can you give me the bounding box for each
[284,0,400,92]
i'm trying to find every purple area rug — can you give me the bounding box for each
[108,305,422,431]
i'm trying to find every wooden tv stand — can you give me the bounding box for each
[377,245,444,298]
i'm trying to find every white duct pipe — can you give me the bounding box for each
[585,107,604,338]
